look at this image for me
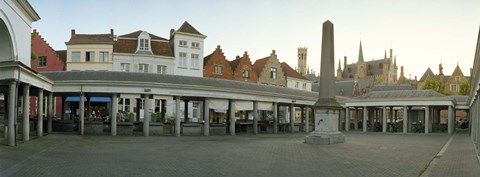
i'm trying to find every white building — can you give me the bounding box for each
[113,30,175,74]
[281,62,312,91]
[170,21,207,77]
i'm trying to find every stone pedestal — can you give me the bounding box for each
[306,108,345,145]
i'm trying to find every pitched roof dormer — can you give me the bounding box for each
[136,31,152,54]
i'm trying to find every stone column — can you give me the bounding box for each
[204,98,210,136]
[48,92,53,134]
[305,107,310,132]
[229,100,235,136]
[273,102,278,134]
[289,103,295,133]
[345,107,350,131]
[382,106,387,133]
[22,84,30,141]
[7,81,16,146]
[79,93,84,135]
[363,106,368,132]
[425,106,430,134]
[111,93,118,136]
[353,107,359,130]
[253,101,258,135]
[448,106,454,135]
[37,89,44,137]
[403,106,408,133]
[184,100,189,123]
[143,94,150,136]
[175,96,181,136]
[370,108,375,131]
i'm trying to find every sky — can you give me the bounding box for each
[29,0,480,79]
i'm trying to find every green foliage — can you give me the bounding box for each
[459,80,470,95]
[422,76,449,95]
[31,51,37,61]
[127,112,135,122]
[150,112,163,123]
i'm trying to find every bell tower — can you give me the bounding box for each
[297,47,308,75]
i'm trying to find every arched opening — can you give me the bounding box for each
[0,18,14,62]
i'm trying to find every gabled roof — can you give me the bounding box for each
[55,50,67,64]
[357,90,445,99]
[113,39,174,57]
[280,62,309,81]
[177,21,203,35]
[119,30,167,41]
[419,67,437,82]
[252,57,269,78]
[229,56,242,71]
[371,84,414,91]
[67,34,114,44]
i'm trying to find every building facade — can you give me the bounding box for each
[113,30,175,74]
[253,50,286,87]
[65,29,115,71]
[230,51,258,83]
[170,21,207,77]
[203,45,233,79]
[281,62,312,91]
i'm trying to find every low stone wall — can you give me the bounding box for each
[117,122,134,135]
[52,120,74,132]
[210,124,226,135]
[182,123,202,136]
[149,123,163,136]
[84,121,104,134]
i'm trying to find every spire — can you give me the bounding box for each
[338,59,341,70]
[384,50,387,59]
[394,55,397,66]
[358,41,364,62]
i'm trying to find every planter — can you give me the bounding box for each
[117,122,134,135]
[52,120,74,132]
[103,122,111,132]
[210,124,226,135]
[182,123,202,136]
[133,122,141,132]
[163,123,174,135]
[84,121,104,134]
[149,123,164,136]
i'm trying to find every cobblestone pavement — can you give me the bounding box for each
[427,132,480,177]
[0,132,467,177]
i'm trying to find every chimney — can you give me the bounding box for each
[216,45,221,50]
[110,29,114,36]
[170,29,175,38]
[71,29,76,36]
[236,56,240,59]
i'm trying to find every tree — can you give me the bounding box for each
[422,76,449,95]
[459,80,470,95]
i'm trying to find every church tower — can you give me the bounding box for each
[337,59,343,80]
[356,41,367,78]
[297,47,308,75]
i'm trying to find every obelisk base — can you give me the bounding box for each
[306,108,345,145]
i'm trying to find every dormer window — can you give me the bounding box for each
[139,38,150,51]
[137,31,151,52]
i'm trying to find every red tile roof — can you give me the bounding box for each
[252,57,269,78]
[67,34,114,44]
[113,38,173,57]
[281,62,309,80]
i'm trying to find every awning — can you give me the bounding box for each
[208,99,228,110]
[257,102,273,111]
[65,96,111,103]
[233,101,253,110]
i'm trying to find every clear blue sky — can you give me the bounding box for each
[30,0,480,79]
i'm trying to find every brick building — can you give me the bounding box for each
[203,45,233,79]
[253,50,286,87]
[229,51,258,83]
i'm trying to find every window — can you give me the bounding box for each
[455,76,460,82]
[121,63,130,72]
[99,52,108,62]
[155,99,161,112]
[191,42,200,48]
[119,98,131,112]
[242,69,249,78]
[450,84,458,92]
[179,52,187,67]
[192,102,199,118]
[139,38,150,51]
[38,56,47,67]
[72,52,80,62]
[85,51,94,62]
[214,65,223,75]
[295,82,299,88]
[302,83,307,89]
[270,67,277,79]
[179,40,187,47]
[157,65,167,74]
[191,54,199,68]
[139,64,149,73]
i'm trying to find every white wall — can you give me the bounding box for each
[286,77,312,91]
[172,33,205,77]
[0,0,38,67]
[113,53,175,74]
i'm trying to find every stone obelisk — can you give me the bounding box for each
[306,20,345,145]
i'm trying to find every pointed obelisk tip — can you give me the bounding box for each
[324,20,333,24]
